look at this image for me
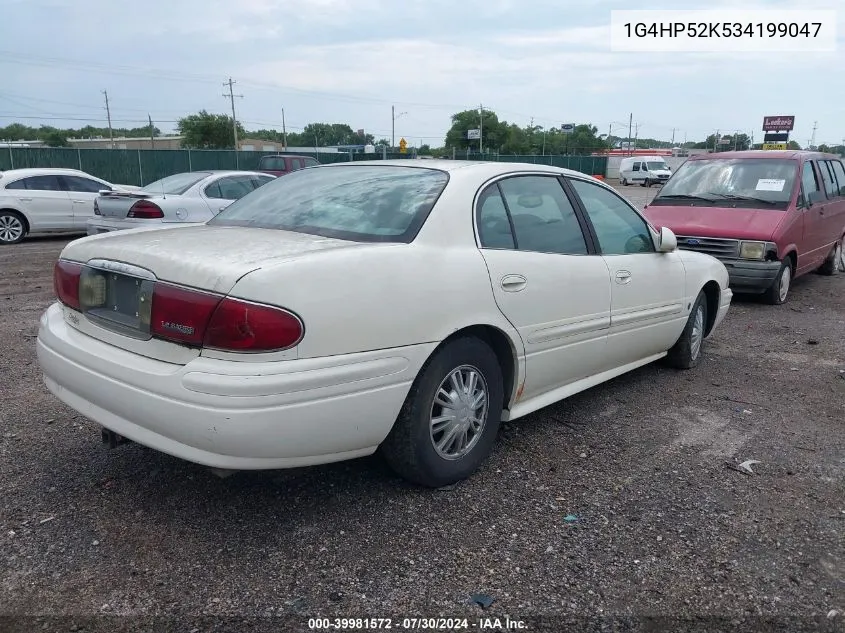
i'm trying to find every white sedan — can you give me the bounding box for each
[86,170,276,235]
[0,168,140,245]
[36,160,733,487]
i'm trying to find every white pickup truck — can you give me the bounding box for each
[87,170,275,235]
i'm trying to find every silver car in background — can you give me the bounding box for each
[86,170,276,235]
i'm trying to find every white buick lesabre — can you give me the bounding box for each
[37,160,733,487]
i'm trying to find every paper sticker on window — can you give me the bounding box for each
[756,179,786,192]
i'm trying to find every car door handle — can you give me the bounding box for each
[500,274,527,292]
[615,270,632,284]
[18,197,32,202]
[71,200,88,204]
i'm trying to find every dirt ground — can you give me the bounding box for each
[1,203,843,632]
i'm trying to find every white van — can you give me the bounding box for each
[619,156,672,187]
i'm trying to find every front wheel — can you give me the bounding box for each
[380,337,504,488]
[665,291,708,369]
[763,260,792,305]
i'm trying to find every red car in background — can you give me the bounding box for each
[257,154,319,177]
[643,151,845,304]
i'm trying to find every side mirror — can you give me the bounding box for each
[658,226,677,252]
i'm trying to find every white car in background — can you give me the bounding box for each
[37,161,732,488]
[0,168,140,245]
[87,170,276,235]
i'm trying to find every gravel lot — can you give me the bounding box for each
[1,185,843,632]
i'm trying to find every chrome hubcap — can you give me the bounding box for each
[778,266,791,302]
[0,215,23,242]
[430,365,488,460]
[690,305,704,360]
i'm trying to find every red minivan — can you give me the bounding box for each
[643,151,845,304]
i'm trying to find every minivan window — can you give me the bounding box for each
[209,165,449,243]
[830,160,845,196]
[258,156,287,171]
[646,162,667,171]
[653,158,798,209]
[819,160,838,198]
[801,161,820,206]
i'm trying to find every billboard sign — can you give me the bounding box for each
[467,129,481,140]
[762,116,795,132]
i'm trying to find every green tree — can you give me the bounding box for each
[444,108,507,153]
[418,144,432,155]
[44,131,69,147]
[177,110,245,149]
[787,140,802,150]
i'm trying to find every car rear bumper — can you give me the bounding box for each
[86,218,166,235]
[37,303,431,470]
[722,259,782,293]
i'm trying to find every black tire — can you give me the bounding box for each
[0,210,27,245]
[380,337,504,488]
[621,177,628,186]
[644,178,651,188]
[763,259,792,305]
[817,239,842,276]
[665,291,708,369]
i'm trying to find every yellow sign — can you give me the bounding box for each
[762,143,787,150]
[399,138,408,153]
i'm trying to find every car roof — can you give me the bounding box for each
[316,159,592,179]
[689,150,841,161]
[0,167,98,178]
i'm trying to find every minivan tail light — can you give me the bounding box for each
[54,260,83,310]
[203,298,304,352]
[128,200,164,219]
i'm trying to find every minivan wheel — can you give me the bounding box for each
[763,260,792,305]
[664,291,708,369]
[621,177,628,186]
[380,337,504,488]
[0,211,27,245]
[818,239,843,276]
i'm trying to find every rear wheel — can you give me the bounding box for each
[665,291,707,369]
[0,211,26,245]
[380,337,504,488]
[621,177,628,186]
[818,238,843,276]
[763,260,792,305]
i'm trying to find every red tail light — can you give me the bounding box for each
[149,284,303,351]
[204,298,304,351]
[54,260,83,310]
[150,284,221,346]
[128,200,164,219]
[93,199,101,215]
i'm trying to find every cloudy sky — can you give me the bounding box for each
[0,0,842,147]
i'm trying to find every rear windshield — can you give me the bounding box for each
[259,156,287,171]
[143,172,211,195]
[208,165,449,243]
[654,158,798,208]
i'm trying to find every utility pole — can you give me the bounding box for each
[627,113,633,156]
[479,103,483,154]
[671,128,676,146]
[281,108,287,149]
[102,90,114,149]
[809,121,818,150]
[222,77,243,166]
[148,114,155,150]
[392,105,395,149]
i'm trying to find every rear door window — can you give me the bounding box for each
[62,175,108,193]
[830,160,845,197]
[819,160,838,198]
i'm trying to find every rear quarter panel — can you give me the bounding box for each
[226,242,523,360]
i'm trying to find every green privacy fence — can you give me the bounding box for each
[0,147,608,186]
